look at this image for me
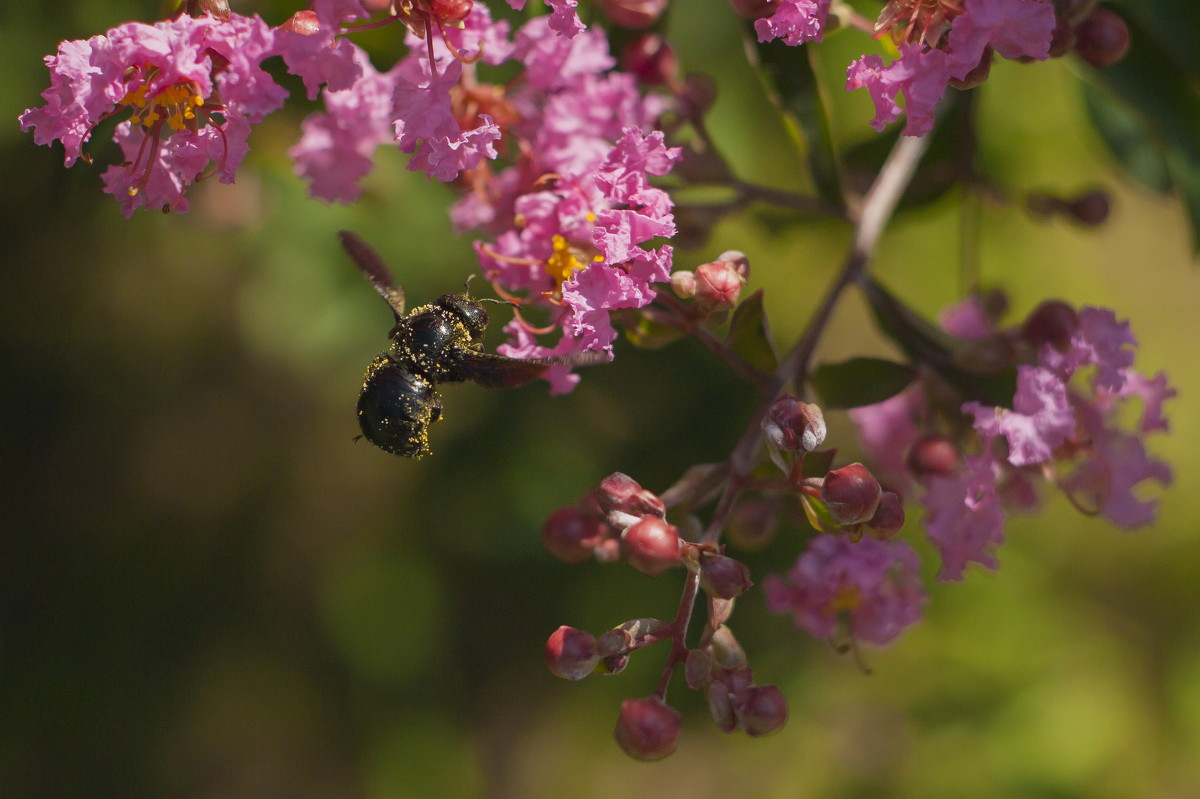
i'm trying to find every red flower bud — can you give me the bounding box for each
[699,554,754,599]
[620,33,678,87]
[279,10,320,35]
[545,626,599,681]
[430,0,473,24]
[614,697,682,760]
[597,0,668,29]
[906,434,960,478]
[694,259,745,311]
[1066,189,1110,227]
[1073,9,1130,68]
[821,463,882,526]
[864,491,905,539]
[541,506,605,564]
[621,517,682,577]
[1021,300,1079,352]
[734,684,789,737]
[596,473,665,520]
[763,394,826,453]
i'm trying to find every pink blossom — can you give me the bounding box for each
[20,13,286,216]
[1062,425,1173,528]
[754,0,832,47]
[846,46,952,137]
[765,534,926,646]
[846,0,1055,136]
[938,296,995,340]
[504,0,586,38]
[921,454,1006,581]
[965,365,1076,467]
[848,387,923,492]
[290,48,400,203]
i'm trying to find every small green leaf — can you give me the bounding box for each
[745,30,843,206]
[810,357,918,409]
[724,289,778,373]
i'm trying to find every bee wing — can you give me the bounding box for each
[460,350,611,389]
[339,230,406,318]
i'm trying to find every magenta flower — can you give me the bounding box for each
[20,13,286,216]
[846,0,1055,136]
[290,48,399,203]
[920,454,1006,581]
[503,0,586,38]
[765,534,926,646]
[754,0,832,47]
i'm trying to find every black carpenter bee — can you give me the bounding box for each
[340,230,561,458]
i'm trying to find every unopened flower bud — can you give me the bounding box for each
[1021,300,1079,351]
[709,625,746,670]
[597,0,668,29]
[279,10,320,35]
[670,270,697,299]
[906,434,960,478]
[621,33,678,87]
[614,697,682,760]
[621,517,682,577]
[602,653,630,674]
[545,626,599,681]
[699,554,754,599]
[695,259,745,311]
[1048,14,1075,58]
[864,491,905,539]
[431,0,473,24]
[685,648,714,689]
[715,250,750,280]
[596,472,666,520]
[596,628,634,658]
[190,0,231,19]
[763,395,826,454]
[734,685,789,737]
[821,463,882,526]
[707,684,737,732]
[1073,9,1130,68]
[541,506,605,563]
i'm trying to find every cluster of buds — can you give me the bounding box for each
[670,250,751,321]
[543,472,772,759]
[762,395,904,540]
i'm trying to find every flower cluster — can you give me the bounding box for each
[19,12,286,216]
[851,299,1175,581]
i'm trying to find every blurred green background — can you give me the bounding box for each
[3,1,1199,797]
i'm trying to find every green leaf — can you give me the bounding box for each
[1079,11,1200,254]
[860,278,1017,407]
[624,313,687,349]
[810,357,918,409]
[744,30,843,206]
[724,289,778,373]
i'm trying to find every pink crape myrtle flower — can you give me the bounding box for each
[846,0,1055,136]
[765,534,927,646]
[20,13,287,216]
[448,18,676,391]
[967,306,1175,528]
[754,0,832,47]
[920,454,1006,581]
[503,0,586,38]
[851,299,1174,583]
